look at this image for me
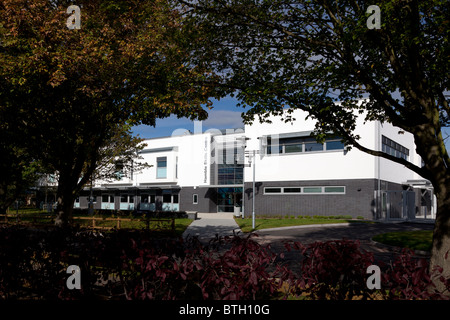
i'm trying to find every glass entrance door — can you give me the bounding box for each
[217,187,242,212]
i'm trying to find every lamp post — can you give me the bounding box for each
[246,149,258,231]
[252,149,256,230]
[236,136,250,219]
[237,135,259,230]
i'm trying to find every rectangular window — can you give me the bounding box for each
[193,194,198,204]
[102,195,113,203]
[303,187,323,193]
[284,144,303,153]
[119,194,134,210]
[263,186,346,195]
[217,147,244,185]
[157,157,167,179]
[173,194,179,204]
[382,135,409,160]
[304,142,324,152]
[267,135,344,154]
[163,194,171,203]
[114,161,124,180]
[264,187,282,194]
[326,140,345,151]
[324,186,346,194]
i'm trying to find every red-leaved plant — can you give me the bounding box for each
[0,225,449,300]
[381,248,449,300]
[284,239,375,299]
[283,239,450,300]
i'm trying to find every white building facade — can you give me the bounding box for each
[72,103,434,221]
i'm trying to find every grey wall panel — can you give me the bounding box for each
[242,179,379,219]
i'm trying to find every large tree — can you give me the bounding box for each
[0,0,218,226]
[180,0,450,292]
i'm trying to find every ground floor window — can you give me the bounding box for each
[163,194,171,203]
[120,194,135,210]
[101,195,114,210]
[162,190,179,211]
[264,186,346,195]
[74,196,80,208]
[138,194,156,211]
[140,194,156,204]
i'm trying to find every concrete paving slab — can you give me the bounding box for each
[182,212,242,242]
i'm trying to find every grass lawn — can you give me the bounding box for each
[235,216,370,233]
[73,217,193,236]
[372,230,433,252]
[3,207,193,236]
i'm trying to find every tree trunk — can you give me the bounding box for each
[54,178,76,228]
[411,120,450,296]
[53,154,96,228]
[430,192,450,295]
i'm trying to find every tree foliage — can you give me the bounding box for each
[180,0,450,292]
[0,0,219,225]
[181,0,448,177]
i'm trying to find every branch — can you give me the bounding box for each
[277,93,430,180]
[331,118,431,180]
[349,134,428,179]
[179,0,340,52]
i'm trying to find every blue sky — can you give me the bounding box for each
[131,96,245,139]
[131,96,450,152]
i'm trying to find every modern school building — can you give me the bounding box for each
[50,101,434,221]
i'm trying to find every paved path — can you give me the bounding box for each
[182,212,242,243]
[182,215,434,266]
[254,221,434,244]
[252,221,435,266]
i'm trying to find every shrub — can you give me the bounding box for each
[284,240,450,300]
[381,248,449,300]
[0,225,448,300]
[285,239,375,299]
[195,234,286,299]
[0,226,289,300]
[91,233,290,300]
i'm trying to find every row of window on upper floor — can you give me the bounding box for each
[265,134,410,161]
[266,136,345,155]
[112,135,410,181]
[381,135,409,161]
